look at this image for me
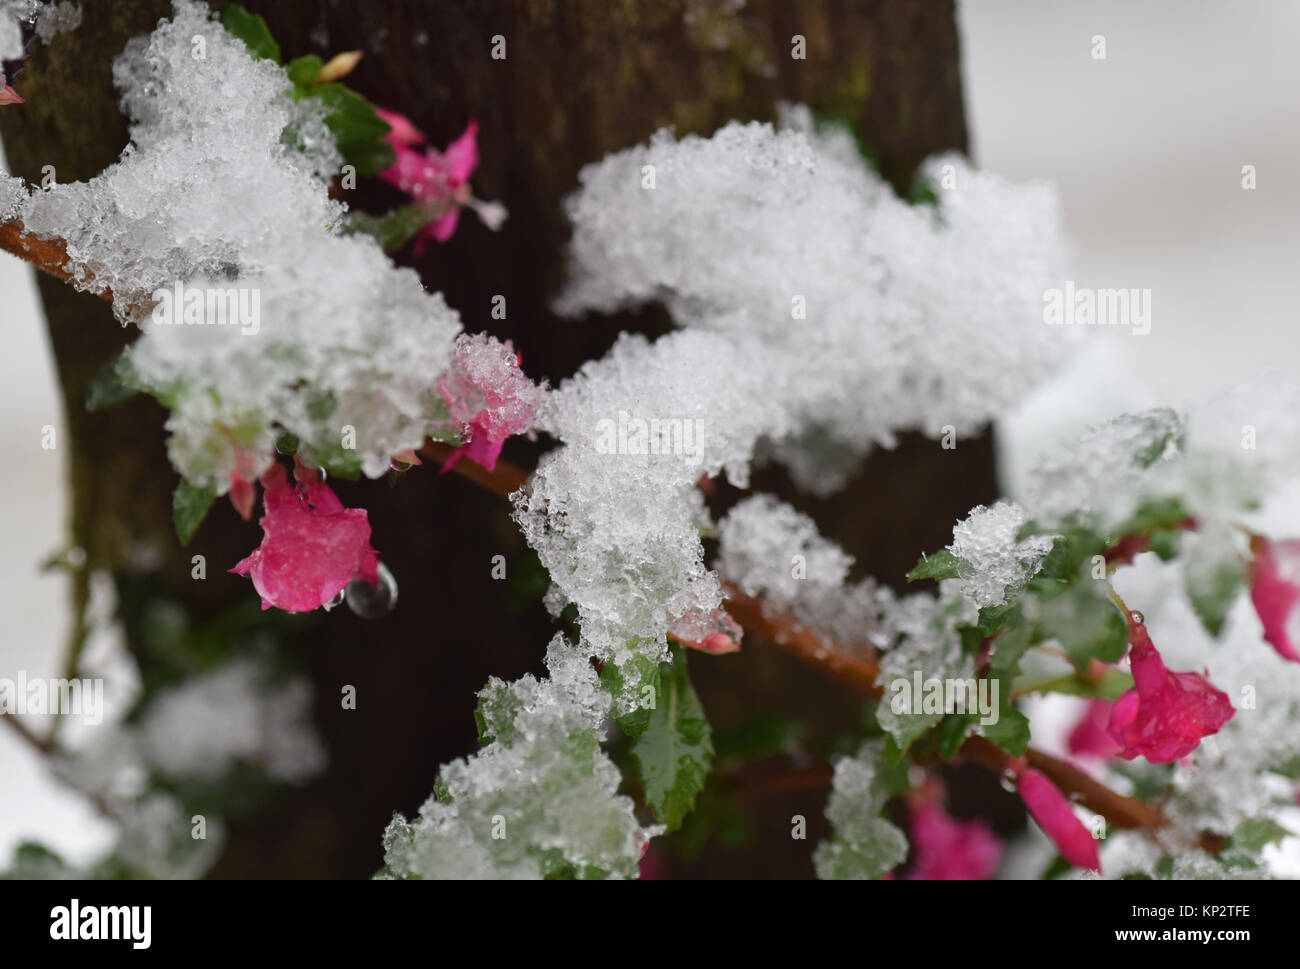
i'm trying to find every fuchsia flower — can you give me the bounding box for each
[1106,613,1234,763]
[1248,535,1300,663]
[905,801,1002,880]
[375,108,504,256]
[0,77,22,105]
[1015,766,1100,871]
[1067,698,1121,759]
[230,460,380,613]
[437,334,541,473]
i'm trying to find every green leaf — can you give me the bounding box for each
[988,620,1034,683]
[877,701,941,760]
[219,3,281,62]
[1228,817,1292,854]
[906,548,960,582]
[599,650,663,739]
[286,54,322,89]
[307,82,396,176]
[1185,554,1246,638]
[172,479,216,546]
[86,352,141,411]
[1272,752,1300,780]
[1032,530,1106,588]
[1115,496,1189,538]
[1034,579,1128,671]
[1146,527,1184,561]
[935,712,975,761]
[628,645,713,831]
[345,203,436,253]
[976,602,1019,637]
[980,706,1030,756]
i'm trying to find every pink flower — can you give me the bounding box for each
[229,469,256,522]
[227,448,266,522]
[230,461,379,613]
[375,108,489,256]
[905,802,1002,880]
[1067,698,1121,759]
[437,334,541,473]
[374,107,427,147]
[668,607,743,655]
[1249,535,1300,663]
[1106,614,1234,763]
[0,81,22,106]
[1016,767,1100,871]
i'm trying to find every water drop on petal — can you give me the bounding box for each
[323,589,345,611]
[346,561,398,618]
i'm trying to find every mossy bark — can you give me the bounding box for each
[0,0,996,878]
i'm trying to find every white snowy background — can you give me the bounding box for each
[3,0,1299,869]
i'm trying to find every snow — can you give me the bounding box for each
[135,658,326,785]
[33,0,77,44]
[556,108,1068,489]
[19,0,467,486]
[380,636,657,880]
[813,739,909,879]
[716,493,888,648]
[948,501,1055,609]
[517,113,1064,704]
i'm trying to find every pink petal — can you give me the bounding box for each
[228,462,379,613]
[1067,698,1122,759]
[1249,536,1300,662]
[374,107,426,147]
[0,84,24,106]
[427,208,461,243]
[1017,768,1100,871]
[667,607,743,655]
[229,470,256,522]
[377,143,442,198]
[440,119,480,184]
[905,803,1002,880]
[440,428,505,474]
[1105,618,1234,763]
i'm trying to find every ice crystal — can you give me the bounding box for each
[948,501,1056,609]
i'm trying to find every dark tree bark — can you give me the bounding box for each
[0,0,998,878]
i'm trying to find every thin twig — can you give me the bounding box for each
[0,710,54,755]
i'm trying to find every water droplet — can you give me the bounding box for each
[999,771,1018,794]
[1130,610,1145,624]
[66,545,87,568]
[323,589,345,611]
[346,561,398,618]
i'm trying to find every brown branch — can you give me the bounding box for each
[0,219,114,299]
[721,582,882,697]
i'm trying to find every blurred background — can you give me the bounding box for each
[2,0,1299,870]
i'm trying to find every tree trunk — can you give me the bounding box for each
[0,0,996,878]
